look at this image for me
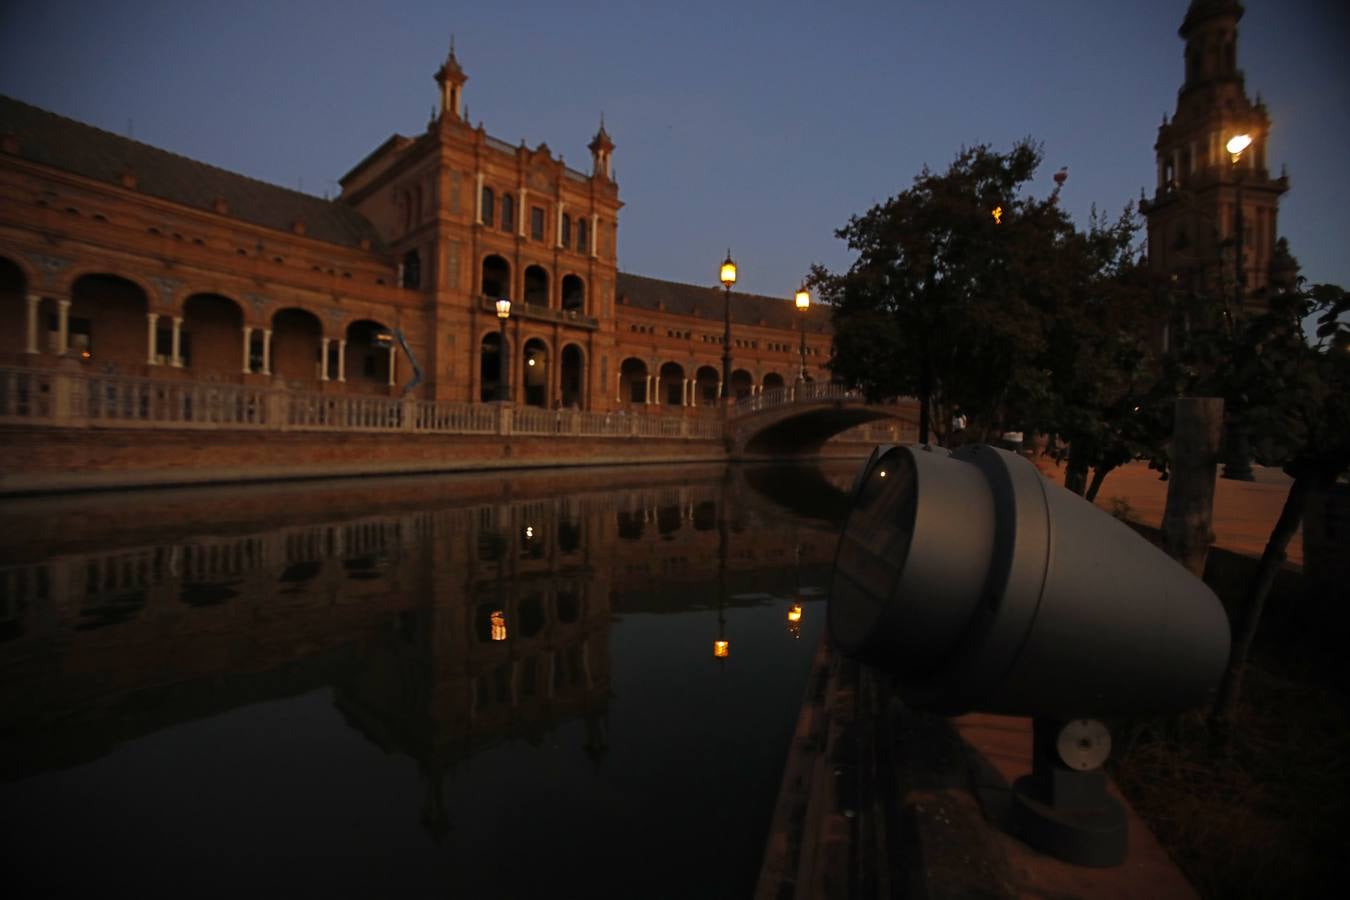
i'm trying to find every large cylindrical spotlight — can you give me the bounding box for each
[831,443,1230,719]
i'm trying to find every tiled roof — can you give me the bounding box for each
[616,272,831,333]
[0,94,385,252]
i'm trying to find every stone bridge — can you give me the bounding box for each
[725,383,920,460]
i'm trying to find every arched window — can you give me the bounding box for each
[482,255,510,299]
[481,186,495,227]
[561,213,572,248]
[401,250,421,289]
[501,193,514,232]
[561,274,585,312]
[576,218,589,254]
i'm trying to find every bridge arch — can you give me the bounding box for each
[726,388,920,459]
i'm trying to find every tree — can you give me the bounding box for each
[1034,211,1176,498]
[815,141,1172,504]
[1207,279,1350,743]
[812,140,1053,443]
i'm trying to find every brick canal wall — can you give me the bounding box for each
[0,426,732,493]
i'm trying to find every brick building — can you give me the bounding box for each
[0,44,831,413]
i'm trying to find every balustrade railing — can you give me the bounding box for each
[479,295,598,329]
[1,364,894,443]
[0,366,733,441]
[729,380,863,417]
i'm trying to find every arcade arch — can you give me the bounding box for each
[695,365,719,406]
[0,256,28,359]
[270,307,323,384]
[524,265,548,307]
[730,368,753,400]
[181,293,243,375]
[560,344,585,409]
[619,357,648,405]
[522,337,549,407]
[68,274,151,368]
[480,331,507,402]
[482,255,510,299]
[658,361,684,406]
[561,274,585,313]
[345,319,395,388]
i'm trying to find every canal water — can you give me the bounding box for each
[0,461,861,898]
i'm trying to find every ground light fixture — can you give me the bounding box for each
[830,444,1230,867]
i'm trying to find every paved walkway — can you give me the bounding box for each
[1033,457,1299,566]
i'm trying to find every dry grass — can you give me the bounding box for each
[1111,653,1350,899]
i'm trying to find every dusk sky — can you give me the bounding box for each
[1,0,1346,300]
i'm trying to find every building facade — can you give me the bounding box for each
[0,45,832,413]
[1141,0,1289,335]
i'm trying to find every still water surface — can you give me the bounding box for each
[0,462,859,898]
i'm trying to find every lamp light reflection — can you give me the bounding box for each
[490,610,507,641]
[713,639,729,659]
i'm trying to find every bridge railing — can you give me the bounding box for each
[730,381,863,417]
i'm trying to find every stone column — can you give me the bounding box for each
[241,325,253,373]
[518,188,527,237]
[25,294,41,354]
[261,329,272,375]
[170,316,183,367]
[388,344,397,386]
[337,339,347,382]
[555,202,565,249]
[146,312,159,365]
[474,172,484,224]
[590,213,599,259]
[56,299,70,355]
[319,337,331,381]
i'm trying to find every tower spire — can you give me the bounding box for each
[588,116,615,181]
[434,36,468,122]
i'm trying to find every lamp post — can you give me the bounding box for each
[495,297,512,403]
[720,250,736,401]
[1221,133,1255,482]
[794,284,810,385]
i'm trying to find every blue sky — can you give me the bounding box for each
[1,0,1346,299]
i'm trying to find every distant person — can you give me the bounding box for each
[1001,428,1024,455]
[949,408,967,446]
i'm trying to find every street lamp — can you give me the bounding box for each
[495,297,511,403]
[1221,133,1255,481]
[720,250,736,401]
[794,284,810,384]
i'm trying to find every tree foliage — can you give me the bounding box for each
[815,140,1171,495]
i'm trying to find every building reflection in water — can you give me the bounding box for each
[0,463,851,870]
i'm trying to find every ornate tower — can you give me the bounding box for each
[588,118,614,181]
[434,38,467,123]
[1142,0,1288,312]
